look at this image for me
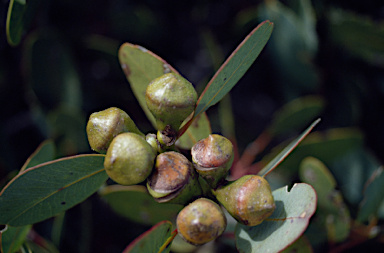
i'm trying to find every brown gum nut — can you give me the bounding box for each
[177,198,227,245]
[191,134,234,188]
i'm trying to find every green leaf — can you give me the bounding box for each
[194,20,273,119]
[299,157,350,242]
[1,225,32,253]
[20,140,55,173]
[176,113,211,150]
[0,155,107,226]
[235,183,317,253]
[258,118,321,177]
[262,127,364,175]
[99,185,183,226]
[357,166,384,222]
[123,221,173,253]
[118,43,179,128]
[6,0,40,46]
[268,96,324,136]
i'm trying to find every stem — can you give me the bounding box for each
[239,131,272,167]
[158,229,178,253]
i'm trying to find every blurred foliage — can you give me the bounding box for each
[1,0,384,252]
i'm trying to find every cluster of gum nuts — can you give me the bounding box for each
[86,73,276,246]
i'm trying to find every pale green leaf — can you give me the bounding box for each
[235,183,317,253]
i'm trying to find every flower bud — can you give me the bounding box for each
[145,133,159,154]
[214,175,275,226]
[104,132,156,185]
[147,151,202,205]
[145,73,198,146]
[177,198,227,246]
[86,107,144,153]
[191,134,234,189]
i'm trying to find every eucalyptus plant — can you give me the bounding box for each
[0,20,323,253]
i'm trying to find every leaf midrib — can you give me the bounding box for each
[7,168,105,224]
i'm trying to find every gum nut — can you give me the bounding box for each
[86,107,143,153]
[191,134,234,189]
[145,73,198,133]
[214,175,275,226]
[147,151,201,205]
[177,198,227,246]
[104,132,156,185]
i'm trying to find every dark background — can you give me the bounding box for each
[1,0,384,252]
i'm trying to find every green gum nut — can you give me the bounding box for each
[176,198,227,246]
[146,151,202,205]
[145,73,198,146]
[191,134,234,189]
[214,175,276,226]
[104,132,156,185]
[86,107,144,153]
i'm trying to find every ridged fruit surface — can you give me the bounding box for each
[215,175,275,226]
[177,198,227,245]
[147,151,201,205]
[191,134,234,189]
